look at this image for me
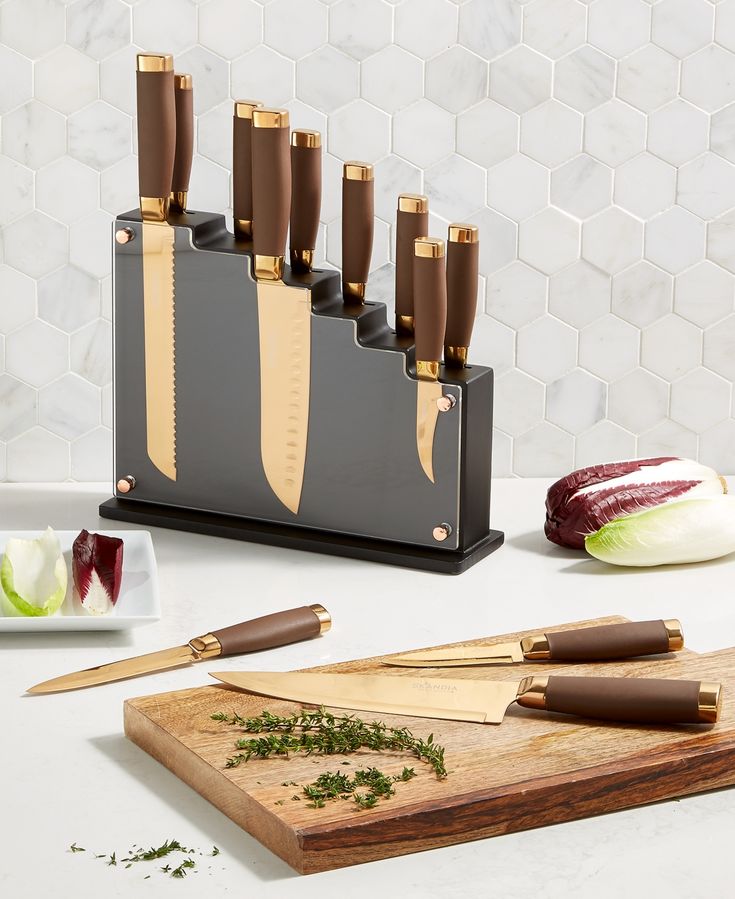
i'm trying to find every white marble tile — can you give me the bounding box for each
[614,152,676,219]
[68,101,131,170]
[493,369,545,436]
[36,46,99,117]
[395,0,457,59]
[681,44,735,112]
[329,0,391,60]
[585,100,646,167]
[489,46,552,113]
[638,418,698,458]
[670,367,731,431]
[393,100,454,168]
[716,0,735,51]
[284,99,327,141]
[653,0,714,56]
[678,152,735,218]
[426,46,488,114]
[549,261,611,329]
[551,154,613,219]
[646,206,706,274]
[514,421,574,475]
[5,320,68,388]
[707,209,735,273]
[38,266,100,333]
[458,0,521,60]
[264,0,326,58]
[609,367,669,432]
[0,374,37,441]
[554,46,615,113]
[101,383,112,428]
[67,0,131,60]
[612,261,673,327]
[36,158,99,225]
[647,98,709,165]
[2,101,66,170]
[588,0,651,58]
[699,418,735,473]
[617,44,679,113]
[582,207,644,275]
[6,427,70,482]
[457,100,518,168]
[297,45,359,114]
[0,47,32,114]
[521,100,583,168]
[517,314,577,382]
[231,45,295,107]
[547,368,607,434]
[703,313,735,380]
[198,0,263,59]
[69,211,113,279]
[373,154,422,225]
[675,261,735,327]
[187,156,230,213]
[38,372,100,440]
[491,428,513,477]
[425,154,484,221]
[469,315,515,375]
[711,102,735,164]
[0,0,66,58]
[176,46,229,115]
[99,44,140,116]
[466,206,518,275]
[0,266,36,334]
[361,45,421,115]
[100,154,138,213]
[574,419,637,467]
[579,314,639,379]
[71,426,112,480]
[523,0,586,59]
[0,157,35,227]
[70,318,112,386]
[328,99,390,162]
[486,155,548,222]
[519,208,579,275]
[486,261,547,328]
[133,0,197,56]
[641,313,702,379]
[3,212,68,279]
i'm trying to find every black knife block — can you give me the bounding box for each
[99,210,503,573]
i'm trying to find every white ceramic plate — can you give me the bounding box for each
[0,530,160,631]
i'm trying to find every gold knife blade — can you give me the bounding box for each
[211,670,520,724]
[384,642,524,668]
[416,378,442,483]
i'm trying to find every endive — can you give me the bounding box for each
[0,527,68,617]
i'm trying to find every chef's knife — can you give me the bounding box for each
[290,129,322,272]
[27,605,330,694]
[170,73,193,213]
[413,237,447,483]
[211,669,722,726]
[136,52,177,482]
[252,108,312,515]
[342,161,374,303]
[395,194,428,335]
[232,99,263,239]
[385,619,684,668]
[444,223,478,367]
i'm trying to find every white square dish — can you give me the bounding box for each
[0,530,160,631]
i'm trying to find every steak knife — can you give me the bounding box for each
[170,73,193,213]
[27,605,330,694]
[290,129,322,272]
[444,223,478,367]
[395,193,428,335]
[211,669,721,726]
[252,108,312,515]
[413,237,447,483]
[342,161,374,303]
[136,53,177,482]
[384,619,684,668]
[232,99,263,239]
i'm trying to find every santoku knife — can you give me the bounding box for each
[27,605,330,694]
[290,129,322,272]
[170,72,193,213]
[342,161,374,303]
[444,223,478,367]
[232,99,263,239]
[395,193,428,335]
[211,668,721,725]
[384,618,684,668]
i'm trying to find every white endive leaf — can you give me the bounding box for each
[585,496,735,567]
[0,527,68,616]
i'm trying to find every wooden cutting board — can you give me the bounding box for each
[124,616,735,874]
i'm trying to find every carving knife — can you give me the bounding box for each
[384,618,685,668]
[211,668,721,725]
[232,99,263,239]
[413,237,447,483]
[395,193,428,335]
[342,161,374,303]
[252,108,312,515]
[444,223,479,367]
[136,53,177,481]
[290,129,322,272]
[26,605,330,694]
[170,73,193,213]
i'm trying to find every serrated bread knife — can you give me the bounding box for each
[211,668,722,726]
[26,605,330,694]
[136,53,177,480]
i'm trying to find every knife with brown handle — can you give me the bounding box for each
[27,604,331,694]
[252,108,312,514]
[170,73,193,213]
[290,129,322,273]
[232,99,263,239]
[342,161,374,303]
[136,52,177,482]
[414,237,447,483]
[444,223,479,367]
[395,193,428,335]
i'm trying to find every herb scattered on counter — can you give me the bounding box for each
[212,707,447,779]
[171,859,196,878]
[300,765,417,809]
[211,846,220,856]
[107,852,117,866]
[69,840,222,879]
[69,843,85,853]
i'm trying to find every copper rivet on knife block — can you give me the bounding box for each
[436,394,456,413]
[432,523,452,541]
[116,475,136,494]
[395,193,429,335]
[115,227,135,244]
[342,161,374,303]
[233,99,263,239]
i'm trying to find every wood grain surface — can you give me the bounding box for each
[124,617,735,874]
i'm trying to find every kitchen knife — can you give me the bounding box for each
[210,669,722,726]
[290,129,322,272]
[136,52,177,482]
[342,161,374,303]
[232,99,263,239]
[444,223,478,367]
[384,619,684,668]
[170,73,193,213]
[27,605,330,694]
[395,194,428,335]
[252,108,312,515]
[413,237,447,483]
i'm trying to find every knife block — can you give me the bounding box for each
[99,209,504,573]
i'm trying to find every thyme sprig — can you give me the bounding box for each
[212,708,447,778]
[301,765,416,809]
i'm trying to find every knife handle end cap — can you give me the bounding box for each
[137,53,173,72]
[253,107,289,129]
[448,223,479,244]
[292,129,321,149]
[309,603,332,634]
[234,99,263,118]
[415,237,445,258]
[343,161,374,181]
[398,193,428,214]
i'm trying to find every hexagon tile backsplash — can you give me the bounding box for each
[1,0,735,483]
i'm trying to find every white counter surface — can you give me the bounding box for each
[2,479,734,898]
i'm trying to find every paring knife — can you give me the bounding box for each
[170,73,193,213]
[252,108,312,515]
[342,161,374,303]
[395,193,428,335]
[444,223,478,367]
[384,618,684,668]
[232,99,263,239]
[136,53,177,482]
[413,237,447,483]
[27,605,330,694]
[290,129,322,272]
[211,669,722,726]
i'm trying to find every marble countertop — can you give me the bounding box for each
[2,479,734,898]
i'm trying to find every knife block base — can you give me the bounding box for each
[99,497,504,574]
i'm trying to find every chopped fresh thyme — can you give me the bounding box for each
[170,858,196,878]
[211,846,220,856]
[107,852,117,867]
[69,843,85,853]
[300,765,417,809]
[70,839,218,879]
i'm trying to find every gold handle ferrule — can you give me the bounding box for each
[520,633,551,660]
[169,190,188,213]
[189,633,223,660]
[698,682,722,723]
[140,196,170,222]
[291,248,314,271]
[444,345,469,367]
[234,99,263,119]
[255,254,284,281]
[416,360,440,382]
[664,618,684,652]
[137,53,173,73]
[398,193,428,214]
[343,281,366,303]
[309,603,332,635]
[234,219,253,239]
[396,314,414,336]
[516,675,549,710]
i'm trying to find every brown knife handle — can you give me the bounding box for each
[522,619,684,662]
[136,54,176,208]
[444,224,479,366]
[395,195,429,332]
[232,100,262,238]
[342,162,374,301]
[251,108,291,271]
[170,74,193,205]
[518,675,721,725]
[210,604,330,657]
[290,130,322,270]
[413,238,447,371]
